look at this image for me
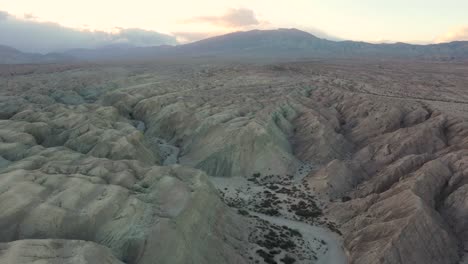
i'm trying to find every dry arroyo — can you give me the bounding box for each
[1,59,468,264]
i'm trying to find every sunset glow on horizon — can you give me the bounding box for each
[1,0,468,46]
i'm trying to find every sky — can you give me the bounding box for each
[1,0,468,52]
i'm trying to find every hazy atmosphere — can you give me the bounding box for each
[1,0,468,52]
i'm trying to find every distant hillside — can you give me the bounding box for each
[177,28,331,54]
[0,45,73,64]
[1,29,468,63]
[63,44,173,62]
[175,29,468,60]
[66,29,468,62]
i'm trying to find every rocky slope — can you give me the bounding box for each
[1,59,468,263]
[0,65,251,264]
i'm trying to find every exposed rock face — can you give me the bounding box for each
[0,146,249,263]
[0,65,253,263]
[301,85,468,263]
[1,60,468,263]
[0,240,125,264]
[7,105,159,164]
[132,90,301,177]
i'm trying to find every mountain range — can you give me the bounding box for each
[1,28,468,64]
[0,45,73,64]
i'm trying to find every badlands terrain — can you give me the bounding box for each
[1,59,468,264]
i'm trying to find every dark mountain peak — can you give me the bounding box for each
[277,28,320,36]
[193,28,319,42]
[179,28,328,56]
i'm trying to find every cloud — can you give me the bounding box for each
[172,31,219,43]
[115,28,177,46]
[24,13,38,20]
[301,27,343,41]
[179,8,342,43]
[0,10,177,53]
[436,26,468,43]
[174,8,266,43]
[185,8,260,28]
[0,10,8,21]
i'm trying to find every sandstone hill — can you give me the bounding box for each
[1,59,468,263]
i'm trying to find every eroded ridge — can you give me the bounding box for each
[1,60,468,264]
